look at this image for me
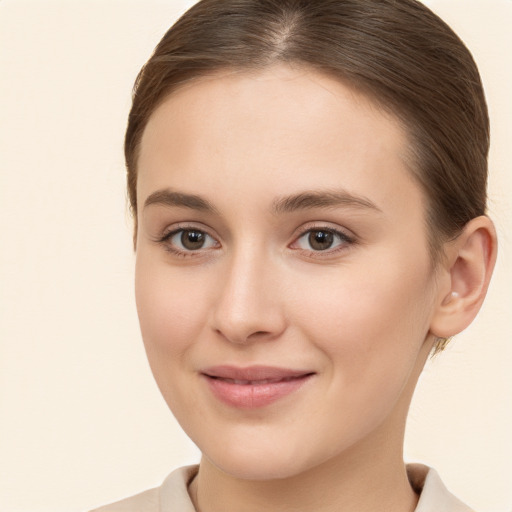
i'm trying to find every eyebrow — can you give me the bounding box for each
[271,190,382,214]
[143,188,381,215]
[143,189,218,213]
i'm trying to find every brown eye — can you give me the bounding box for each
[308,230,334,251]
[292,227,354,253]
[165,228,218,253]
[181,230,206,250]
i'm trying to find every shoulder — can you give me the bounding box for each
[89,465,198,512]
[89,487,159,512]
[407,463,476,512]
[91,464,474,512]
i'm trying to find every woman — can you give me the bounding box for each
[93,0,497,510]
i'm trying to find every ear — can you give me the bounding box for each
[429,215,497,338]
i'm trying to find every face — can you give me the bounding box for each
[135,65,439,480]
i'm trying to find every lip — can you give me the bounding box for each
[201,365,315,409]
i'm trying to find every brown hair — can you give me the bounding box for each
[125,0,489,258]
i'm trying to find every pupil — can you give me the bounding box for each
[181,230,205,250]
[309,230,333,250]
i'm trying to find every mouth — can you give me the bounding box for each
[201,365,316,408]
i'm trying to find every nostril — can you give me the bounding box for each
[214,327,277,345]
[251,331,270,337]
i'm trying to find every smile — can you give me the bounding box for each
[201,366,315,409]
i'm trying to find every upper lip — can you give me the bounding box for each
[201,365,315,383]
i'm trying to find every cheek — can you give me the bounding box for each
[135,255,210,362]
[134,254,220,416]
[290,255,435,377]
[284,262,435,449]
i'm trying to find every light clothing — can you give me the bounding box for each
[90,463,474,512]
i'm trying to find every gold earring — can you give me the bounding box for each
[432,336,453,356]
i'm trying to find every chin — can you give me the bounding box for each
[210,453,306,481]
[197,432,331,482]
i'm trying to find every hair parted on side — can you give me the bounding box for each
[125,0,489,260]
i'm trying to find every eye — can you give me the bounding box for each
[165,228,219,252]
[293,228,353,252]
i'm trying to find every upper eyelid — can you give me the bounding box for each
[288,224,358,255]
[160,222,217,240]
[297,225,350,236]
[292,228,354,246]
[292,222,356,240]
[157,227,220,257]
[154,221,356,246]
[149,225,220,257]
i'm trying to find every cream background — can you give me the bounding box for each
[0,1,510,511]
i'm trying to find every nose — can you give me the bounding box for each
[210,248,287,345]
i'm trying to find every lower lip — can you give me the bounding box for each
[203,374,314,409]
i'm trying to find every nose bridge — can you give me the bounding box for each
[211,241,285,344]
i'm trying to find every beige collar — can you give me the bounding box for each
[158,463,474,512]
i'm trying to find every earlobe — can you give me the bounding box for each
[430,216,497,339]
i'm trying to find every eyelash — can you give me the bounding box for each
[156,224,356,258]
[157,225,219,258]
[290,226,356,258]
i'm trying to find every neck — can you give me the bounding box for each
[189,424,418,512]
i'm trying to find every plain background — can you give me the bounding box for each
[0,1,510,511]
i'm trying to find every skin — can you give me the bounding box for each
[134,65,496,512]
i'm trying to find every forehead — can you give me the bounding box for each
[137,65,421,217]
[140,65,406,156]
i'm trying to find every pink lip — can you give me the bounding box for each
[201,365,315,409]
